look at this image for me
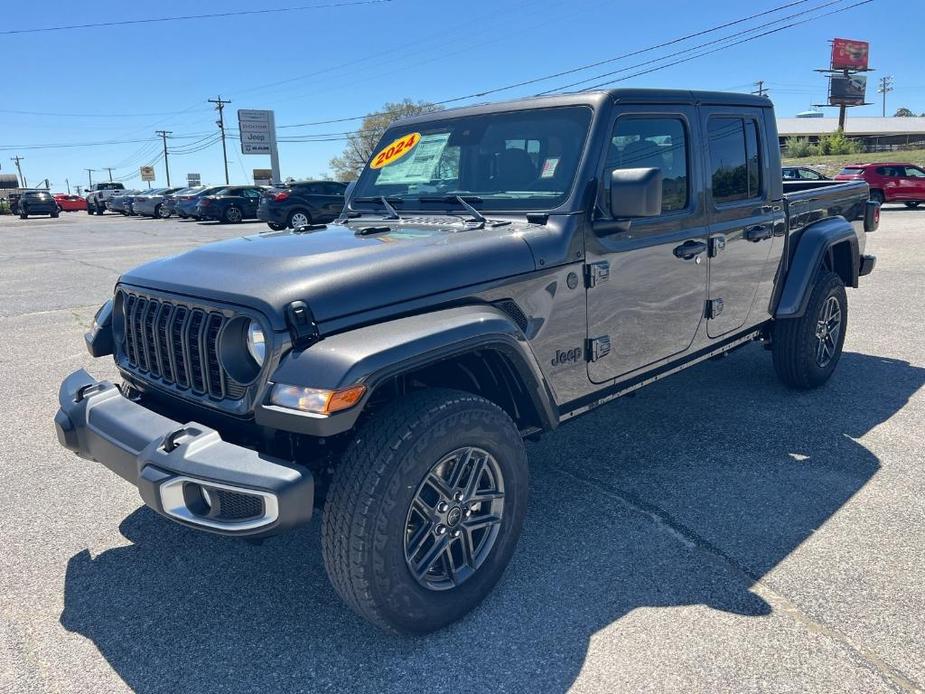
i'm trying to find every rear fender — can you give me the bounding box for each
[775,216,859,319]
[256,305,558,436]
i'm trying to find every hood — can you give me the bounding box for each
[119,219,539,330]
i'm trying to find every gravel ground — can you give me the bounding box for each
[0,208,922,693]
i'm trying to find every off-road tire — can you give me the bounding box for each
[322,388,528,634]
[772,270,847,389]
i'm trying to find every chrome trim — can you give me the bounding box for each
[158,477,280,532]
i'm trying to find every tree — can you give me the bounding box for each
[894,107,915,117]
[329,99,443,181]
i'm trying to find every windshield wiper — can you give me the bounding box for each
[354,195,401,220]
[418,195,512,227]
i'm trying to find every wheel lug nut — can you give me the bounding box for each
[436,501,449,513]
[450,529,461,538]
[463,508,472,518]
[453,492,464,502]
[435,525,447,535]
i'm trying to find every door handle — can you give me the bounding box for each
[745,224,773,242]
[673,240,707,260]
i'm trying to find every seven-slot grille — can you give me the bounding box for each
[119,291,242,400]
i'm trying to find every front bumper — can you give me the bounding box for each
[860,254,876,277]
[54,369,314,538]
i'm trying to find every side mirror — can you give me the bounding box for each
[610,167,663,218]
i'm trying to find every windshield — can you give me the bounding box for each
[352,106,592,212]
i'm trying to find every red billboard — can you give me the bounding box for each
[831,38,869,70]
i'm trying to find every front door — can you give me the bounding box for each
[586,107,708,384]
[901,165,925,201]
[242,188,262,217]
[702,109,781,338]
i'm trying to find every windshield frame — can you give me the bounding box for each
[350,104,595,216]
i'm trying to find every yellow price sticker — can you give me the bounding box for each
[370,132,421,169]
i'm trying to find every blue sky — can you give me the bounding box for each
[1,0,922,191]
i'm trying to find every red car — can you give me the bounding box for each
[53,193,88,212]
[835,163,925,208]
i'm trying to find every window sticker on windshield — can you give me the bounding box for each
[540,158,560,178]
[371,132,422,170]
[375,133,451,185]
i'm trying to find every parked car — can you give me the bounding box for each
[162,186,205,218]
[835,162,925,207]
[53,193,88,212]
[18,190,59,218]
[85,182,126,215]
[257,180,348,230]
[108,190,141,215]
[195,185,266,223]
[782,166,828,181]
[175,185,226,219]
[56,89,878,634]
[125,189,166,216]
[133,187,185,218]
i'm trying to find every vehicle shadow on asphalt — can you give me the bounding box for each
[59,349,924,693]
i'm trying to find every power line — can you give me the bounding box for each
[0,0,391,35]
[209,96,232,185]
[752,81,769,97]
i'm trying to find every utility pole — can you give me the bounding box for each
[208,96,232,185]
[752,80,769,97]
[66,177,70,194]
[878,75,894,117]
[85,169,95,188]
[102,167,115,182]
[11,156,26,187]
[155,130,172,186]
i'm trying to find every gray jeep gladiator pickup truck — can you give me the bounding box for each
[55,89,878,633]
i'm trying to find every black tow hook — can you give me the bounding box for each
[75,383,106,403]
[162,427,192,453]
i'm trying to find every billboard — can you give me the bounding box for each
[253,169,273,186]
[140,166,156,182]
[829,74,867,106]
[831,38,869,70]
[238,109,274,155]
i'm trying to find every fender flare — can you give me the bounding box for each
[255,305,558,437]
[775,216,859,319]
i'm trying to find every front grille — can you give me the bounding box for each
[118,290,243,400]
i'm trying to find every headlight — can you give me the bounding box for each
[270,384,366,415]
[246,320,266,366]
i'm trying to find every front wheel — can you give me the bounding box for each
[870,190,885,205]
[322,389,528,633]
[772,271,847,389]
[266,222,286,231]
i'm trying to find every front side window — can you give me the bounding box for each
[352,106,592,211]
[904,166,925,178]
[708,117,762,203]
[800,168,823,180]
[604,117,689,212]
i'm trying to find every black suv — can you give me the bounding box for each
[196,186,266,223]
[257,180,347,230]
[18,190,59,219]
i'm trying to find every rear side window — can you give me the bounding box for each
[839,167,864,176]
[606,116,689,212]
[708,117,762,203]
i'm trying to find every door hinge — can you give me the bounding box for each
[584,261,610,288]
[706,298,725,319]
[709,235,726,258]
[585,335,612,362]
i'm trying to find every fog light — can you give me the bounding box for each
[270,383,366,415]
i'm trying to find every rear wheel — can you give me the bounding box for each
[267,222,286,231]
[772,270,847,389]
[156,204,171,219]
[20,212,27,219]
[322,389,528,633]
[222,206,243,223]
[870,190,885,205]
[904,201,920,209]
[288,209,311,229]
[51,210,59,218]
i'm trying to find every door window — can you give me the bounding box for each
[605,117,689,212]
[799,168,823,180]
[903,166,925,178]
[708,117,762,203]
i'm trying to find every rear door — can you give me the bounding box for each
[321,182,347,217]
[241,187,262,216]
[585,106,708,383]
[702,108,783,338]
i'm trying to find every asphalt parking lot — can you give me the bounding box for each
[1,208,923,693]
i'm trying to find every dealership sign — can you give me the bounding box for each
[187,173,201,187]
[140,166,155,182]
[831,38,869,71]
[238,109,274,155]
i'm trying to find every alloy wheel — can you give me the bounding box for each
[814,295,842,367]
[404,446,505,591]
[290,211,310,228]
